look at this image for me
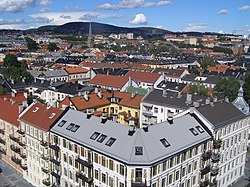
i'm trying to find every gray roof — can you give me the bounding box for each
[196,101,247,130]
[28,70,68,78]
[182,74,220,85]
[50,109,211,166]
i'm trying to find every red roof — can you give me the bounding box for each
[19,103,64,131]
[89,74,129,89]
[0,92,26,104]
[125,71,160,83]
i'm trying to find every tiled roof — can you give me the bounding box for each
[89,74,129,89]
[0,92,26,104]
[19,103,64,131]
[207,66,228,73]
[125,71,160,83]
[65,67,89,74]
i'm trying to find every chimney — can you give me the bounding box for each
[128,120,135,136]
[18,104,24,114]
[190,105,195,115]
[213,97,217,103]
[112,114,118,122]
[185,93,192,104]
[11,79,14,84]
[210,101,214,107]
[11,92,16,98]
[131,92,135,98]
[22,78,25,83]
[83,93,89,101]
[97,91,102,99]
[94,87,98,93]
[86,108,93,119]
[41,79,44,84]
[23,92,28,98]
[22,100,28,107]
[177,92,182,98]
[142,125,148,132]
[167,111,174,124]
[225,97,229,103]
[11,100,16,105]
[162,89,167,98]
[193,101,200,108]
[34,78,37,82]
[205,97,210,105]
[101,112,108,123]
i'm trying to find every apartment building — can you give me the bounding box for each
[19,102,66,187]
[0,93,28,174]
[49,109,212,187]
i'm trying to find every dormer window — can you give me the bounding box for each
[49,113,56,119]
[32,107,39,113]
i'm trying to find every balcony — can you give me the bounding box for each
[131,178,147,187]
[42,179,51,186]
[211,166,219,176]
[75,157,93,168]
[51,171,60,179]
[213,139,222,149]
[20,164,28,170]
[20,153,27,159]
[41,154,49,161]
[17,129,25,135]
[142,110,153,117]
[200,165,210,175]
[210,179,218,187]
[18,141,26,147]
[11,156,21,164]
[42,167,50,174]
[50,157,60,165]
[76,171,93,183]
[49,143,60,151]
[10,145,21,154]
[41,141,48,147]
[211,153,220,163]
[200,179,209,187]
[0,149,6,155]
[9,135,19,143]
[0,137,6,145]
[0,129,4,135]
[202,150,212,161]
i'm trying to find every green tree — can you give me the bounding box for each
[25,37,38,50]
[188,83,208,96]
[3,54,19,67]
[214,77,240,101]
[47,43,59,52]
[0,86,5,95]
[213,46,233,55]
[243,72,250,103]
[201,58,216,69]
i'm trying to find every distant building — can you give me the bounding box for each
[87,22,94,48]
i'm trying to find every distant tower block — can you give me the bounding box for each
[87,21,94,48]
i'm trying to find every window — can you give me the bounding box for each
[170,158,174,167]
[63,153,67,162]
[71,125,80,132]
[90,132,100,140]
[66,123,74,130]
[161,178,166,187]
[63,139,66,148]
[119,182,124,187]
[101,156,106,167]
[49,113,56,119]
[176,170,180,180]
[190,128,198,136]
[64,167,67,176]
[94,153,98,163]
[102,173,106,183]
[154,107,158,113]
[119,165,125,176]
[69,157,73,165]
[74,144,78,153]
[163,161,167,171]
[97,134,107,143]
[109,160,114,170]
[160,138,170,148]
[58,120,66,127]
[196,126,204,133]
[95,170,99,180]
[153,165,157,176]
[109,177,114,187]
[105,138,116,147]
[69,171,73,179]
[135,146,143,155]
[182,167,186,177]
[169,174,173,184]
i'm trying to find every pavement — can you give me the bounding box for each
[0,160,34,187]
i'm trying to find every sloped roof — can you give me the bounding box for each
[19,103,65,131]
[89,74,129,89]
[125,71,160,83]
[65,67,89,74]
[50,110,211,165]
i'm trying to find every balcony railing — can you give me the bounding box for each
[76,171,93,183]
[49,143,60,151]
[20,164,28,170]
[210,179,218,187]
[18,141,26,147]
[211,166,219,176]
[42,179,51,186]
[9,135,19,143]
[41,154,49,161]
[11,156,21,164]
[75,157,93,168]
[20,153,27,159]
[200,179,209,187]
[42,167,50,174]
[202,150,212,161]
[0,149,6,155]
[50,157,60,165]
[51,171,60,179]
[200,165,210,175]
[213,139,222,149]
[10,145,21,154]
[0,137,6,145]
[211,153,220,163]
[41,141,48,147]
[0,129,4,135]
[17,129,25,135]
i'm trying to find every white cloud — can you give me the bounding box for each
[0,0,36,13]
[40,8,49,12]
[218,9,229,15]
[129,13,148,25]
[60,15,72,19]
[79,14,99,21]
[185,23,208,32]
[97,0,172,10]
[218,30,224,34]
[65,6,84,11]
[238,5,250,11]
[40,0,52,6]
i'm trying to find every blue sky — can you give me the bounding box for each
[0,0,249,35]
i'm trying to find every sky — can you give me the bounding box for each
[0,0,249,35]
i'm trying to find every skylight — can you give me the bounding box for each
[97,134,107,143]
[58,120,66,127]
[160,138,171,148]
[49,113,56,119]
[196,126,204,133]
[189,128,198,136]
[66,123,75,130]
[32,107,39,113]
[105,138,116,147]
[135,146,143,155]
[90,132,100,140]
[71,125,80,132]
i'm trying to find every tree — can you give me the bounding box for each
[214,77,240,101]
[188,83,208,96]
[243,72,250,104]
[3,54,19,67]
[47,43,59,52]
[0,86,5,95]
[213,46,233,55]
[201,58,216,69]
[25,37,38,50]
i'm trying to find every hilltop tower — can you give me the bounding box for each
[87,21,94,48]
